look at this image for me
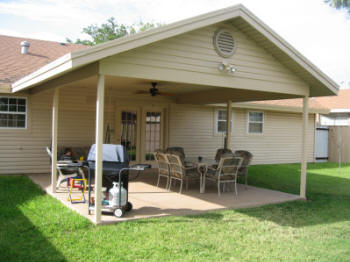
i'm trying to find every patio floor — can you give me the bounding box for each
[28,169,302,224]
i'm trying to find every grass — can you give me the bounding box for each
[1,163,350,261]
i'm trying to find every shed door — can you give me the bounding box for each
[315,127,329,162]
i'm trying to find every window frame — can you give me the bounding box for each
[247,111,264,135]
[0,96,28,129]
[215,108,233,134]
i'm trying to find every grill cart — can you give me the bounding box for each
[87,144,150,218]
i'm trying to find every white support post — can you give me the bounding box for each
[51,88,59,193]
[300,95,309,199]
[94,75,105,224]
[225,100,232,149]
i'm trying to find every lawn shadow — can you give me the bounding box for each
[0,176,67,261]
[234,164,350,228]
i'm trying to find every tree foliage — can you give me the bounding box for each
[67,17,162,46]
[325,0,350,12]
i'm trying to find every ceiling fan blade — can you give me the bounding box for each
[158,92,177,97]
[134,90,149,94]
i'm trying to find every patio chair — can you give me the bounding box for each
[166,153,200,193]
[166,146,193,167]
[154,151,170,189]
[166,147,185,159]
[206,156,243,196]
[233,150,253,188]
[46,147,85,189]
[214,148,233,162]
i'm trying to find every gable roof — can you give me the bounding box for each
[314,89,350,111]
[10,4,339,96]
[0,35,87,87]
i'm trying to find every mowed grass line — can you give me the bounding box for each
[1,163,350,261]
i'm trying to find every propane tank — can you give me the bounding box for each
[109,182,127,207]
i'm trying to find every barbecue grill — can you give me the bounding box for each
[87,144,150,217]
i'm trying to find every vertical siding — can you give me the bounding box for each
[328,126,350,163]
[168,104,315,164]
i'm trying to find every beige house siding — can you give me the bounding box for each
[169,104,315,164]
[100,23,309,97]
[0,88,98,174]
[0,88,315,174]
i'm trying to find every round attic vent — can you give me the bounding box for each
[213,29,236,58]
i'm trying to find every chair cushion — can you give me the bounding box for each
[185,168,200,177]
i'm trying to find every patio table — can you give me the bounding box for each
[185,157,217,193]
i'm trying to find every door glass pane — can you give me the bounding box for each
[145,112,161,161]
[121,111,137,161]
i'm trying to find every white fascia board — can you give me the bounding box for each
[11,53,73,93]
[330,109,350,113]
[239,7,339,95]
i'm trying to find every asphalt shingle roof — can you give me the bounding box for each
[0,35,88,84]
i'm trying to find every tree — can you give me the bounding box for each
[325,0,350,12]
[67,17,161,46]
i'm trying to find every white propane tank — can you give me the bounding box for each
[109,182,127,207]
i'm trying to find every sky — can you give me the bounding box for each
[0,0,349,88]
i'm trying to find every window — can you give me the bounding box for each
[0,97,27,128]
[248,111,263,134]
[216,109,233,133]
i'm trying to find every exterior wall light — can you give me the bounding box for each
[218,62,237,74]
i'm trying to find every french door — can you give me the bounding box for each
[141,108,164,165]
[115,107,141,165]
[116,106,165,165]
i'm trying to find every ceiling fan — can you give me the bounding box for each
[134,82,176,97]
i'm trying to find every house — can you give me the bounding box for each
[314,89,350,162]
[0,4,338,223]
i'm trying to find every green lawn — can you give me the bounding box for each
[1,163,350,261]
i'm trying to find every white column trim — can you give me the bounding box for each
[300,95,309,199]
[51,88,59,193]
[94,75,105,224]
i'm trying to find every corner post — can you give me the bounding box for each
[95,74,105,224]
[225,100,232,149]
[51,88,59,193]
[300,95,309,199]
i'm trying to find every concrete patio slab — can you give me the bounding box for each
[28,170,302,224]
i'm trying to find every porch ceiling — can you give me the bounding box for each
[53,75,300,105]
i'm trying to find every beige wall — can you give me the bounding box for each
[328,126,350,163]
[0,87,315,174]
[100,23,309,98]
[169,104,315,165]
